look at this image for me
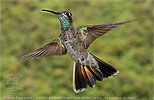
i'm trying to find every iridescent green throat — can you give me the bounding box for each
[61,17,69,28]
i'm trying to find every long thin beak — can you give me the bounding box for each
[42,9,61,14]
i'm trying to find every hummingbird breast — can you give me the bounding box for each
[61,27,97,67]
[61,27,86,60]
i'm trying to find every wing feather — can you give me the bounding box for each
[18,39,67,60]
[78,20,133,48]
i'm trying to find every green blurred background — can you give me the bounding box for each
[1,0,153,99]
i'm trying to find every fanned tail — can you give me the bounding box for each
[73,53,119,93]
[91,53,119,77]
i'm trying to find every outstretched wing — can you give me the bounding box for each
[78,20,132,48]
[18,39,67,60]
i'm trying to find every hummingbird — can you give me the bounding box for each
[19,9,132,93]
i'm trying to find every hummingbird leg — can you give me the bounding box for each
[81,57,84,61]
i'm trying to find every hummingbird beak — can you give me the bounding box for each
[42,9,61,14]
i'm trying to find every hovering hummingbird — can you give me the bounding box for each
[19,9,132,93]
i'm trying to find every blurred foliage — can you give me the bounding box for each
[0,0,153,100]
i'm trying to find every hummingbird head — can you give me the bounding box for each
[42,9,73,28]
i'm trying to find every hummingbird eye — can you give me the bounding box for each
[65,12,72,17]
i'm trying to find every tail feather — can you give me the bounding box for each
[73,62,86,93]
[73,53,119,93]
[82,66,96,87]
[87,66,103,81]
[91,53,119,77]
